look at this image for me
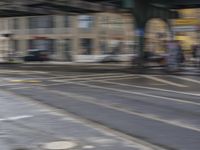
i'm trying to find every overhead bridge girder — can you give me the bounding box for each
[146,6,180,21]
[151,0,200,9]
[0,0,117,17]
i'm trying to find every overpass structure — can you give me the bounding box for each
[0,0,200,65]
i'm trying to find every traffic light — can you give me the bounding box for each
[122,0,134,9]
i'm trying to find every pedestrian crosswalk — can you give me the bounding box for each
[0,67,199,150]
[0,69,199,91]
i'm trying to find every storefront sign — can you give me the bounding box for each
[173,26,199,32]
[173,18,199,26]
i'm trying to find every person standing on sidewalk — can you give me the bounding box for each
[192,44,200,69]
[177,40,185,68]
[196,44,200,69]
[166,40,180,72]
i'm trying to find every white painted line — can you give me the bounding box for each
[0,115,33,121]
[49,88,200,132]
[9,79,41,83]
[50,79,66,83]
[0,70,47,74]
[63,81,200,106]
[51,74,135,82]
[0,83,20,87]
[91,80,200,97]
[9,86,37,90]
[9,75,137,89]
[171,76,200,85]
[20,73,125,80]
[142,75,187,88]
[50,73,126,80]
[106,76,140,81]
[42,141,77,150]
[0,73,124,82]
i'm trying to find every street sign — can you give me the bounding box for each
[173,26,199,32]
[173,18,199,26]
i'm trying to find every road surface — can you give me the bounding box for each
[0,64,199,150]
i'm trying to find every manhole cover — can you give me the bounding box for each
[42,141,77,150]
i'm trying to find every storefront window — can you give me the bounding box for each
[29,16,54,29]
[13,18,19,29]
[29,39,55,54]
[64,16,70,28]
[13,40,19,52]
[100,16,109,28]
[80,38,93,55]
[78,15,94,30]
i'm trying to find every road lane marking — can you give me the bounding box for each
[12,73,125,81]
[47,88,200,132]
[56,81,200,106]
[9,85,40,90]
[50,74,135,82]
[44,73,125,80]
[5,79,200,132]
[0,83,20,87]
[0,115,33,121]
[89,80,200,97]
[43,81,200,106]
[9,75,136,88]
[171,76,200,85]
[0,73,126,84]
[105,76,140,81]
[0,70,48,74]
[2,90,165,150]
[1,73,133,88]
[142,75,187,87]
[9,79,41,83]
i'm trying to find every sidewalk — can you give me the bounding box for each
[0,60,199,76]
[0,90,151,150]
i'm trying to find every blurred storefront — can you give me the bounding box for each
[172,18,200,52]
[145,19,169,54]
[0,13,134,62]
[145,9,200,57]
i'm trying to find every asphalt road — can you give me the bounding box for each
[0,64,199,150]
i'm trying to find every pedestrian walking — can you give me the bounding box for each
[195,44,200,69]
[177,41,185,67]
[166,40,180,72]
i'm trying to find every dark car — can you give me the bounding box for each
[24,49,50,61]
[143,51,165,65]
[132,51,166,66]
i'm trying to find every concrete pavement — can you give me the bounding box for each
[0,65,199,150]
[0,90,151,150]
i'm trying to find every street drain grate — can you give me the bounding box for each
[42,141,77,150]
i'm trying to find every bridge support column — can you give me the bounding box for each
[131,0,149,70]
[134,21,146,69]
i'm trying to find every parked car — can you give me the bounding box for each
[132,51,166,66]
[143,51,166,65]
[24,49,50,61]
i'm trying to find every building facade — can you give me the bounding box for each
[0,13,134,62]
